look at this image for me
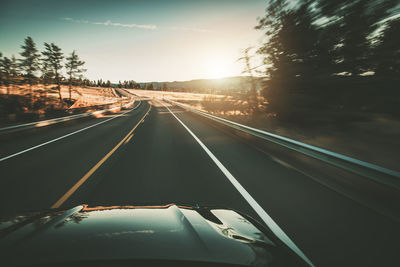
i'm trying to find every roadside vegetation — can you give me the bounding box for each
[195,0,400,123]
[165,0,400,170]
[0,37,126,125]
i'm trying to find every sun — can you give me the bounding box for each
[207,59,231,79]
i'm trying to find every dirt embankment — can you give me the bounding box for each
[0,84,124,127]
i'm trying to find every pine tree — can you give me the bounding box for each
[10,55,19,88]
[42,42,64,102]
[40,53,54,101]
[0,56,12,95]
[65,50,86,100]
[1,55,19,96]
[19,36,40,104]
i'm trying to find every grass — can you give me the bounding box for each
[0,84,125,127]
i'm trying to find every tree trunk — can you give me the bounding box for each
[30,83,34,109]
[55,73,63,104]
[43,83,47,107]
[69,77,72,100]
[57,84,63,104]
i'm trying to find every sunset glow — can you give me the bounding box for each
[207,59,233,79]
[0,0,265,82]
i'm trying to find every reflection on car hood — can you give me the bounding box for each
[0,204,307,266]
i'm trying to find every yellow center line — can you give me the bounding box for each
[51,104,152,209]
[124,133,134,144]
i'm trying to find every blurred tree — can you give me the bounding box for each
[0,57,12,95]
[373,18,400,77]
[66,50,86,100]
[146,83,154,90]
[10,56,19,91]
[315,0,398,75]
[238,47,259,114]
[0,52,3,86]
[40,54,53,88]
[19,36,40,104]
[256,0,319,119]
[0,56,19,96]
[42,42,64,102]
[256,0,400,120]
[106,80,111,88]
[162,82,169,91]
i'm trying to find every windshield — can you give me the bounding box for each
[0,1,399,266]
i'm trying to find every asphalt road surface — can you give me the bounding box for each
[1,98,399,266]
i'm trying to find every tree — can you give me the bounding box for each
[0,55,19,96]
[42,42,64,102]
[162,83,169,91]
[256,0,320,119]
[238,47,259,114]
[10,56,19,90]
[19,36,40,104]
[40,53,54,101]
[316,0,398,75]
[65,50,86,100]
[146,83,154,90]
[1,57,12,95]
[373,18,400,77]
[0,52,3,86]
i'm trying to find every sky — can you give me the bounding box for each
[0,0,267,82]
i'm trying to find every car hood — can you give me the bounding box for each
[0,204,307,266]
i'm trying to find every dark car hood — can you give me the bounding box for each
[0,204,307,266]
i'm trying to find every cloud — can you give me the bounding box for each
[63,17,156,30]
[62,18,210,32]
[62,17,89,24]
[166,26,211,33]
[92,20,157,30]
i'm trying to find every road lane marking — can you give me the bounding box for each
[163,103,314,267]
[0,101,142,162]
[51,104,152,209]
[124,133,134,144]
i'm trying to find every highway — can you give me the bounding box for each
[1,98,399,266]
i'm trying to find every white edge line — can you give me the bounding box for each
[162,102,314,267]
[0,101,141,162]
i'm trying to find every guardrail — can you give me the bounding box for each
[0,99,137,134]
[165,98,400,190]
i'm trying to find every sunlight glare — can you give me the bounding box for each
[207,59,231,79]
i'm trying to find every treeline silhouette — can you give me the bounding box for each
[0,36,87,105]
[255,0,400,122]
[84,79,141,89]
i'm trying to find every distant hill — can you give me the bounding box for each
[140,76,262,93]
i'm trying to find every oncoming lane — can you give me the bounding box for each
[0,100,150,216]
